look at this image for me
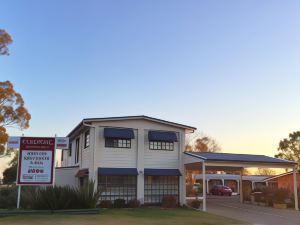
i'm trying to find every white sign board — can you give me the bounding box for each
[55,137,69,149]
[17,137,55,185]
[7,136,21,149]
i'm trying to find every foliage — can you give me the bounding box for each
[2,152,18,184]
[127,199,141,208]
[161,196,177,208]
[190,199,201,208]
[0,81,31,155]
[114,199,126,208]
[273,188,290,204]
[185,131,221,152]
[255,168,276,176]
[99,200,113,208]
[261,187,275,206]
[0,186,17,209]
[0,29,12,55]
[0,181,101,210]
[2,163,17,184]
[275,131,300,166]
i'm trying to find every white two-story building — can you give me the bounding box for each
[56,116,196,205]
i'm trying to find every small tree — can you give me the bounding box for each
[2,153,18,184]
[275,131,300,166]
[186,131,221,152]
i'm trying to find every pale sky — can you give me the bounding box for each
[1,0,300,175]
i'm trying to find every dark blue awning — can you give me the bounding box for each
[104,128,134,139]
[144,168,182,176]
[148,131,178,142]
[98,167,138,176]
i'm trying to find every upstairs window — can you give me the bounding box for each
[84,130,90,148]
[105,138,131,148]
[149,141,174,151]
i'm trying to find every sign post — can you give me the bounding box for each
[16,137,56,208]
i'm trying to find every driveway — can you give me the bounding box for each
[207,195,300,225]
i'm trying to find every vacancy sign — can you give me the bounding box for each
[17,137,55,185]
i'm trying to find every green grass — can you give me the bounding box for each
[0,208,249,225]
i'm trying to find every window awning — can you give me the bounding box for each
[148,131,178,142]
[75,168,89,177]
[104,128,135,139]
[98,167,138,176]
[144,168,182,176]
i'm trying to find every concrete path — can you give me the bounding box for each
[207,195,300,225]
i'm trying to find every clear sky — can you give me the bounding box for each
[1,0,300,171]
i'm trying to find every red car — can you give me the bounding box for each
[211,185,232,196]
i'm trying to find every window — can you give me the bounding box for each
[75,138,80,164]
[105,138,131,148]
[144,176,179,204]
[61,150,64,161]
[69,143,72,157]
[149,141,174,151]
[84,130,90,148]
[98,175,137,202]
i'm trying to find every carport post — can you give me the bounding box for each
[202,161,207,211]
[293,166,298,210]
[240,168,243,203]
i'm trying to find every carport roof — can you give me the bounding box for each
[184,152,296,165]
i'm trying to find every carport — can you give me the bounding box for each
[184,152,298,211]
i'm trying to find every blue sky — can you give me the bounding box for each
[1,0,300,160]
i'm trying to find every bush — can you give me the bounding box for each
[261,187,274,206]
[114,199,126,208]
[99,200,113,208]
[0,181,101,210]
[190,199,201,209]
[0,186,17,209]
[161,196,177,208]
[127,199,140,208]
[273,188,290,204]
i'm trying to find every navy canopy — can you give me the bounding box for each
[98,167,138,176]
[148,131,178,142]
[104,128,134,139]
[144,168,182,176]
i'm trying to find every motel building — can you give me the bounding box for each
[55,116,299,210]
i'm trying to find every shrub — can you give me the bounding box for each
[27,180,100,210]
[114,199,126,208]
[190,199,201,209]
[273,188,290,204]
[127,199,140,208]
[261,187,274,206]
[161,196,177,208]
[99,200,113,208]
[0,186,17,209]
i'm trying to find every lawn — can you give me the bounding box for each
[0,208,249,225]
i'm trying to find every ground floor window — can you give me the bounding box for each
[98,175,137,202]
[144,176,179,204]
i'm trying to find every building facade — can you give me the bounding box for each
[56,116,196,205]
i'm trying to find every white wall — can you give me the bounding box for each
[55,166,78,187]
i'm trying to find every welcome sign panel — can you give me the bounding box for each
[17,137,55,185]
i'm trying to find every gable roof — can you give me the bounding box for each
[68,115,196,137]
[184,152,296,165]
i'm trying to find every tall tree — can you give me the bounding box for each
[275,131,300,166]
[186,132,221,152]
[0,81,31,155]
[0,29,12,55]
